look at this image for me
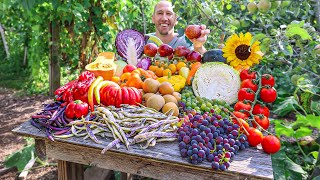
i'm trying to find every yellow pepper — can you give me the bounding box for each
[157,75,186,92]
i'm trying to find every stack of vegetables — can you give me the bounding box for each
[30,28,281,172]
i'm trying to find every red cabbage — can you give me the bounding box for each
[137,57,151,70]
[115,29,145,65]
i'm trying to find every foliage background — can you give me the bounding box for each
[1,0,320,179]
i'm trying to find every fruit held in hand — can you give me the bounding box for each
[158,44,174,57]
[174,46,190,58]
[186,51,201,62]
[144,43,158,57]
[185,25,202,40]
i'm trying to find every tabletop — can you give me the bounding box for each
[12,120,274,180]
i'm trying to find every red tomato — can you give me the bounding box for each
[252,104,270,117]
[261,135,281,154]
[253,115,270,130]
[240,69,256,81]
[261,74,275,87]
[260,87,277,103]
[234,101,252,116]
[246,127,264,147]
[238,88,255,102]
[123,64,137,73]
[241,79,258,92]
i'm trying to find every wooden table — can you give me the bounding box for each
[12,120,274,180]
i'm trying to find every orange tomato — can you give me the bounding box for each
[168,64,177,74]
[149,65,157,72]
[155,67,164,77]
[163,69,172,76]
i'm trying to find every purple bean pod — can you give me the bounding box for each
[30,119,42,130]
[86,124,102,144]
[46,128,55,141]
[54,128,71,135]
[101,138,121,154]
[59,115,68,126]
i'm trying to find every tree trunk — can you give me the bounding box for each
[49,20,61,96]
[315,0,320,31]
[0,23,10,59]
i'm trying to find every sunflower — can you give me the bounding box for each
[222,32,263,69]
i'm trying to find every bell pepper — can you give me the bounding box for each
[65,100,89,119]
[157,74,186,92]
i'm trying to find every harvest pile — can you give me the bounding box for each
[31,27,281,171]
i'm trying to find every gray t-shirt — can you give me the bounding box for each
[147,33,194,50]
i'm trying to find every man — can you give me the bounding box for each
[148,0,210,55]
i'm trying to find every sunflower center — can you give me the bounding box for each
[235,44,251,60]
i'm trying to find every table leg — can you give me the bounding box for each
[58,160,84,180]
[121,172,133,180]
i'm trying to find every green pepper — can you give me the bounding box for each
[157,75,186,92]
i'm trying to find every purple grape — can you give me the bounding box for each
[212,162,220,170]
[214,156,220,162]
[219,164,226,171]
[202,120,209,126]
[216,136,223,144]
[192,148,199,154]
[224,143,230,150]
[207,154,214,162]
[191,128,199,136]
[179,141,186,149]
[223,138,229,144]
[218,121,224,127]
[183,135,191,144]
[229,139,235,146]
[204,128,211,134]
[180,149,188,157]
[207,133,213,140]
[187,149,193,156]
[200,132,206,138]
[231,130,238,136]
[198,150,205,158]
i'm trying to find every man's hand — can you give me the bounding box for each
[189,25,210,54]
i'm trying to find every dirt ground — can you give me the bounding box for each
[0,87,58,179]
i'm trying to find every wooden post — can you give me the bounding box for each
[49,20,61,96]
[58,160,84,180]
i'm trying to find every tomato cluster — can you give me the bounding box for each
[232,69,281,154]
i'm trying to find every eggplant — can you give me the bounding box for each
[201,49,226,64]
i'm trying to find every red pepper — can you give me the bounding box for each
[65,100,89,119]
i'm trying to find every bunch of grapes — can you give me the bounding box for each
[177,111,249,171]
[179,86,233,116]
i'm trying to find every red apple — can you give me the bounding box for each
[185,25,202,40]
[174,46,190,58]
[186,51,202,62]
[144,43,158,57]
[123,64,137,73]
[158,44,174,57]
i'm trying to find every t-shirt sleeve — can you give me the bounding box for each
[170,34,194,51]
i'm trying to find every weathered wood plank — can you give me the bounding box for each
[58,160,84,180]
[13,121,273,179]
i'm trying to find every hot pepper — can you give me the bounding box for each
[187,62,201,85]
[65,100,89,119]
[157,74,186,92]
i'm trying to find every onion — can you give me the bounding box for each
[137,57,151,70]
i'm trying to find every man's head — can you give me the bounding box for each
[152,0,177,36]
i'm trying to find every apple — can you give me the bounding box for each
[123,64,137,73]
[186,51,201,62]
[174,46,190,58]
[144,43,158,57]
[185,25,202,40]
[158,44,174,57]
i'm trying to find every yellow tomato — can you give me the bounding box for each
[163,68,172,77]
[176,61,187,71]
